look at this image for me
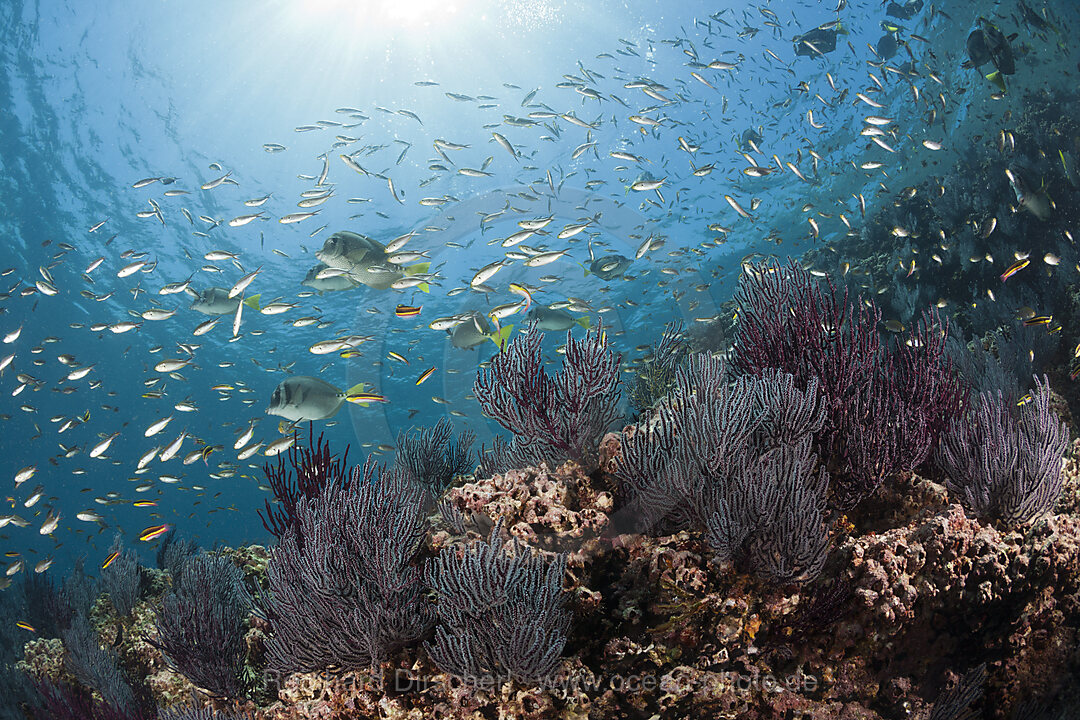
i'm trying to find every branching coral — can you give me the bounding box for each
[616,352,831,583]
[475,321,622,475]
[147,554,254,699]
[628,320,688,414]
[936,375,1069,525]
[425,522,570,685]
[393,416,476,497]
[99,533,141,617]
[31,680,153,720]
[157,703,257,720]
[258,426,354,539]
[732,260,966,507]
[61,613,144,712]
[705,436,831,584]
[264,460,432,674]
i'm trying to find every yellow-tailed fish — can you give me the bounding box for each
[139,524,171,542]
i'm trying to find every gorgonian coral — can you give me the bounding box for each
[99,533,140,617]
[936,375,1068,525]
[732,260,966,507]
[425,522,570,685]
[147,553,254,699]
[259,426,353,539]
[393,416,476,497]
[475,321,622,475]
[616,352,831,583]
[264,460,432,674]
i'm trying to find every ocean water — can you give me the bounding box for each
[1,0,1079,715]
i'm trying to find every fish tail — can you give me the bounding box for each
[242,293,261,311]
[985,70,1006,92]
[344,382,371,406]
[488,324,514,348]
[405,262,431,276]
[418,282,430,293]
[575,316,592,329]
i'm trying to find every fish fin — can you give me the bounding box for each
[488,324,514,348]
[405,262,431,276]
[575,316,592,329]
[242,294,261,310]
[418,282,430,293]
[580,262,591,277]
[985,70,1006,92]
[345,382,369,396]
[344,382,371,406]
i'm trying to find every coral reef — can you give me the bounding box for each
[5,248,1080,719]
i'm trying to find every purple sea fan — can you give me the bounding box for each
[705,435,831,584]
[732,261,965,507]
[258,426,353,538]
[424,521,570,686]
[264,460,432,674]
[147,554,254,699]
[936,375,1068,526]
[475,321,621,474]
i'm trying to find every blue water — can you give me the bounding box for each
[0,0,1075,580]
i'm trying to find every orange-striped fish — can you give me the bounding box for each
[139,524,171,542]
[102,550,120,569]
[1023,315,1052,326]
[346,392,389,404]
[416,367,436,386]
[1000,258,1029,282]
[16,621,35,632]
[395,304,422,317]
[133,501,157,508]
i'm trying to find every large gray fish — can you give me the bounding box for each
[265,376,369,422]
[587,254,632,281]
[526,305,592,332]
[301,263,363,292]
[187,287,261,316]
[315,230,429,290]
[793,22,845,57]
[449,312,513,350]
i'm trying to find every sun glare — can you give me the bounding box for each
[301,0,465,28]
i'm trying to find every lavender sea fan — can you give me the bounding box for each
[147,554,254,699]
[936,375,1068,526]
[425,522,570,686]
[475,321,621,474]
[264,460,432,674]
